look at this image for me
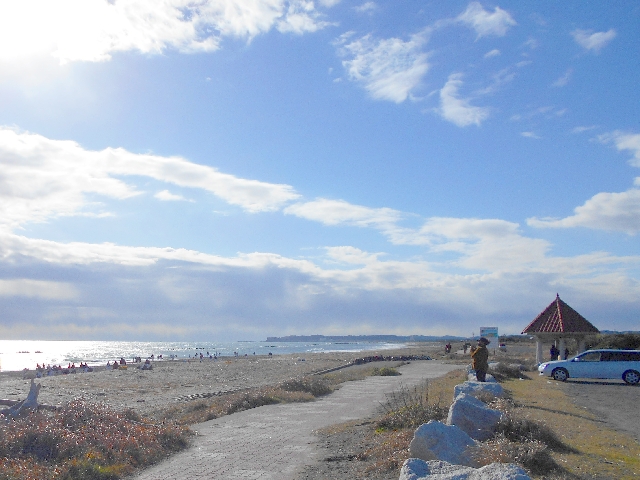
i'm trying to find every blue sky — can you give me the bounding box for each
[0,1,639,341]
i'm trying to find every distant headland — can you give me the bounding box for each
[265,334,465,343]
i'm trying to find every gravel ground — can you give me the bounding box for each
[560,378,640,443]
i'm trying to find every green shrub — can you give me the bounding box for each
[589,333,640,350]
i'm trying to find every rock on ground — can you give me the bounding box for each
[467,372,497,383]
[399,459,531,480]
[408,420,476,467]
[446,393,502,441]
[453,380,504,399]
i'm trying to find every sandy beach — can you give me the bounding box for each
[0,346,444,419]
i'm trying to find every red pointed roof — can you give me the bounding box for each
[522,294,599,334]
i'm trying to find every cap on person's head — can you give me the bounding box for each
[478,337,490,345]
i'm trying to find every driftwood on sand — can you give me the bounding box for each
[0,379,42,417]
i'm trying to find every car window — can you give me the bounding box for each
[601,352,614,361]
[577,352,601,362]
[608,351,640,361]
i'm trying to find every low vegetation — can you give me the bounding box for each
[375,381,448,431]
[0,400,189,480]
[0,361,412,480]
[355,369,467,474]
[312,340,640,479]
[157,375,334,425]
[502,373,640,479]
[371,366,401,376]
[588,332,640,350]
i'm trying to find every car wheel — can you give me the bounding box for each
[552,368,569,382]
[622,370,640,385]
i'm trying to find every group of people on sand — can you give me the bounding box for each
[107,357,128,369]
[29,362,93,378]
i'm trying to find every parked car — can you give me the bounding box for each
[538,349,640,384]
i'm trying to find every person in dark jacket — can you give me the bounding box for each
[471,337,490,382]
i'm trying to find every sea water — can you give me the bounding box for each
[0,340,406,372]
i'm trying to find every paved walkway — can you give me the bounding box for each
[130,361,461,480]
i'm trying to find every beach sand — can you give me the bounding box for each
[0,345,445,419]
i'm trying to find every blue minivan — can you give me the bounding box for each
[538,349,640,384]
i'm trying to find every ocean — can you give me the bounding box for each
[0,339,407,372]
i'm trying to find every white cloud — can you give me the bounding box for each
[284,198,403,228]
[0,278,78,300]
[277,1,334,34]
[528,131,640,234]
[552,68,572,87]
[325,246,382,265]
[286,199,557,274]
[2,213,639,338]
[0,0,332,65]
[154,190,190,202]
[0,127,299,230]
[572,125,598,134]
[354,2,377,14]
[527,189,640,234]
[438,73,489,127]
[475,67,515,95]
[484,49,500,58]
[457,2,516,39]
[0,231,319,271]
[338,33,429,103]
[604,132,640,167]
[572,28,616,53]
[392,217,553,273]
[521,131,541,139]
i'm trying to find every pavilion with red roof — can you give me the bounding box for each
[522,294,600,364]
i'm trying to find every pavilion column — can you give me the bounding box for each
[535,338,543,364]
[558,338,567,359]
[578,337,586,353]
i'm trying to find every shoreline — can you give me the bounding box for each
[0,344,446,419]
[0,339,429,374]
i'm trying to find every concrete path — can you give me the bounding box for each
[130,361,461,480]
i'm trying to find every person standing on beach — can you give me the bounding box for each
[470,337,490,382]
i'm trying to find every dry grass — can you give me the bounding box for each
[353,369,468,475]
[322,363,401,385]
[156,375,333,425]
[0,400,189,480]
[371,366,401,376]
[313,352,640,480]
[375,381,448,431]
[503,374,640,479]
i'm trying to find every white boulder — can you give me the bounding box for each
[399,459,530,480]
[467,372,497,382]
[408,421,476,467]
[446,393,502,440]
[454,381,504,399]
